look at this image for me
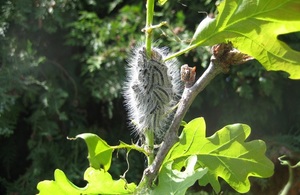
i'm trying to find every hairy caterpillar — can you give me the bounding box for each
[123,46,182,141]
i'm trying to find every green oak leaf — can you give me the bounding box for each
[191,0,300,79]
[37,134,144,194]
[73,134,148,171]
[37,167,136,195]
[164,117,274,193]
[75,133,113,171]
[152,155,208,195]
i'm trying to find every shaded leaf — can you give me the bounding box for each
[191,0,300,79]
[164,117,274,193]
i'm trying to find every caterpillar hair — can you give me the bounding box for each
[123,45,182,142]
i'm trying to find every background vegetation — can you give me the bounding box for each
[0,0,299,194]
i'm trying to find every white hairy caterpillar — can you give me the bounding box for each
[123,45,182,141]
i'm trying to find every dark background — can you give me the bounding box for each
[0,0,300,194]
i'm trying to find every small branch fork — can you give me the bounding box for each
[137,42,253,190]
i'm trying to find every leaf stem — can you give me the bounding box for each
[280,164,293,195]
[163,43,199,62]
[145,129,154,166]
[145,0,155,57]
[278,155,298,195]
[144,0,155,176]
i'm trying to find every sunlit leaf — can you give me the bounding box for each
[37,168,136,195]
[83,167,136,194]
[75,133,113,171]
[37,134,146,194]
[164,117,274,193]
[152,155,207,195]
[191,0,300,79]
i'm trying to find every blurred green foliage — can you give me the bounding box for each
[0,0,300,194]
